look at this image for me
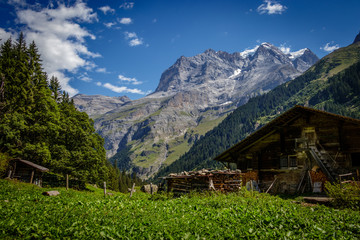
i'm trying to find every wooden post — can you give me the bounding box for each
[130,183,135,198]
[209,179,216,191]
[104,182,106,197]
[150,183,153,195]
[66,174,69,190]
[308,171,313,192]
[30,170,34,184]
[266,177,277,193]
[7,170,12,179]
[12,162,16,178]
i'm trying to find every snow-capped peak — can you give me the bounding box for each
[240,45,259,58]
[289,48,309,59]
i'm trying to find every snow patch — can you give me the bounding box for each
[220,101,233,106]
[240,45,259,58]
[229,69,242,78]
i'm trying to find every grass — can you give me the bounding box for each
[1,179,360,239]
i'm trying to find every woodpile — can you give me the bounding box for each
[309,169,328,192]
[163,169,242,193]
[241,171,258,186]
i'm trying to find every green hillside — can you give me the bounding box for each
[155,41,360,179]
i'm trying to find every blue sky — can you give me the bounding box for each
[0,0,359,99]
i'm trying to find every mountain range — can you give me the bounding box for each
[73,42,318,179]
[154,36,360,180]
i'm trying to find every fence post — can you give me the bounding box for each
[30,170,34,184]
[66,174,69,190]
[7,170,12,179]
[104,182,106,197]
[130,183,135,198]
[150,183,153,195]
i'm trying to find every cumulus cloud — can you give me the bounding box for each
[118,74,142,85]
[119,17,132,25]
[79,74,92,82]
[124,31,143,47]
[103,83,145,94]
[279,44,291,54]
[104,22,117,28]
[98,6,115,14]
[119,2,134,9]
[257,0,287,15]
[96,68,108,73]
[0,28,17,43]
[6,1,100,96]
[321,42,340,52]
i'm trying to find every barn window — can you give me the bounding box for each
[351,153,360,167]
[280,155,297,169]
[280,157,288,168]
[289,155,297,168]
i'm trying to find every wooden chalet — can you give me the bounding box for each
[215,106,360,194]
[8,159,49,186]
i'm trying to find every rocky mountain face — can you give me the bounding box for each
[72,94,131,118]
[73,42,318,179]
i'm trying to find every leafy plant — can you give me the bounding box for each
[325,181,360,210]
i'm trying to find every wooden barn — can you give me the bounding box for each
[7,159,49,186]
[215,106,360,194]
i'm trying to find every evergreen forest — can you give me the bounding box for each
[0,35,143,192]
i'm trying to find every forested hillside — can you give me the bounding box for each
[155,41,360,179]
[0,35,143,191]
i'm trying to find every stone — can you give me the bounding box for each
[42,190,60,196]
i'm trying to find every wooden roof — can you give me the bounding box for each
[14,159,50,172]
[214,105,360,163]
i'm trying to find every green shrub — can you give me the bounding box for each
[0,153,11,178]
[325,181,360,210]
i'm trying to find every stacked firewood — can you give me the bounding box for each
[168,169,241,177]
[242,171,259,186]
[309,170,328,183]
[165,169,242,193]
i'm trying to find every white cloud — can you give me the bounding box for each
[257,0,287,15]
[104,22,117,28]
[129,38,143,46]
[124,31,143,47]
[9,2,99,96]
[125,32,137,38]
[96,82,102,86]
[321,42,340,52]
[119,2,134,9]
[103,83,145,94]
[79,73,92,82]
[279,44,291,54]
[118,74,142,85]
[119,17,132,25]
[96,68,108,73]
[50,71,78,96]
[99,6,115,15]
[0,28,17,43]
